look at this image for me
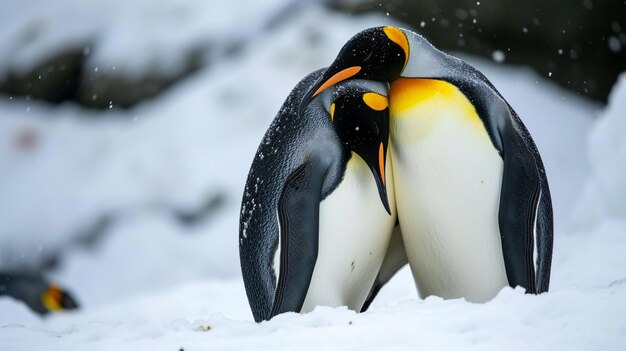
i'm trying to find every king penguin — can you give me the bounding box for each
[239,72,398,322]
[0,271,79,315]
[300,27,553,302]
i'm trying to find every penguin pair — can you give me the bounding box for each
[240,27,553,322]
[0,272,79,315]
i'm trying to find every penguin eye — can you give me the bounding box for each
[362,50,373,62]
[373,121,380,137]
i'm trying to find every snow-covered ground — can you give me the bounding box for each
[1,2,625,350]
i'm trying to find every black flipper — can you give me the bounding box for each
[270,153,330,317]
[447,63,553,294]
[498,106,553,294]
[361,225,407,312]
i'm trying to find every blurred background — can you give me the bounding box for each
[0,0,625,330]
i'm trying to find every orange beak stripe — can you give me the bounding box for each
[378,142,385,185]
[312,66,362,97]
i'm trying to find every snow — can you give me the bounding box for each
[2,283,625,350]
[0,0,288,77]
[572,73,626,229]
[1,3,625,350]
[491,50,505,63]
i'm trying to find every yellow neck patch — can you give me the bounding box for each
[330,103,336,121]
[389,78,485,131]
[383,26,409,69]
[362,92,388,111]
[41,286,63,311]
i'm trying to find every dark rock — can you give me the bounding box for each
[77,47,205,109]
[0,45,205,110]
[175,192,227,227]
[0,49,85,103]
[0,1,318,111]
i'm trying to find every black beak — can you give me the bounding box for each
[300,65,362,116]
[357,141,391,215]
[61,291,79,310]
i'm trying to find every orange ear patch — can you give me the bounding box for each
[383,26,409,67]
[362,93,388,111]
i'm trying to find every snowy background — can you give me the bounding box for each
[1,1,625,350]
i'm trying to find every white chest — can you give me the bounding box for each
[389,78,508,302]
[299,152,397,312]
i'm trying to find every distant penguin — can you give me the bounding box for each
[0,272,79,315]
[239,72,398,322]
[300,26,553,301]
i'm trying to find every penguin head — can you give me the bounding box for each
[323,82,391,214]
[301,26,409,113]
[1,272,79,315]
[40,283,79,314]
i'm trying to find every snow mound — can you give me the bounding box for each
[573,73,626,229]
[546,73,626,293]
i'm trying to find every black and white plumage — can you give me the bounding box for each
[239,72,397,322]
[0,271,79,315]
[301,27,553,301]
